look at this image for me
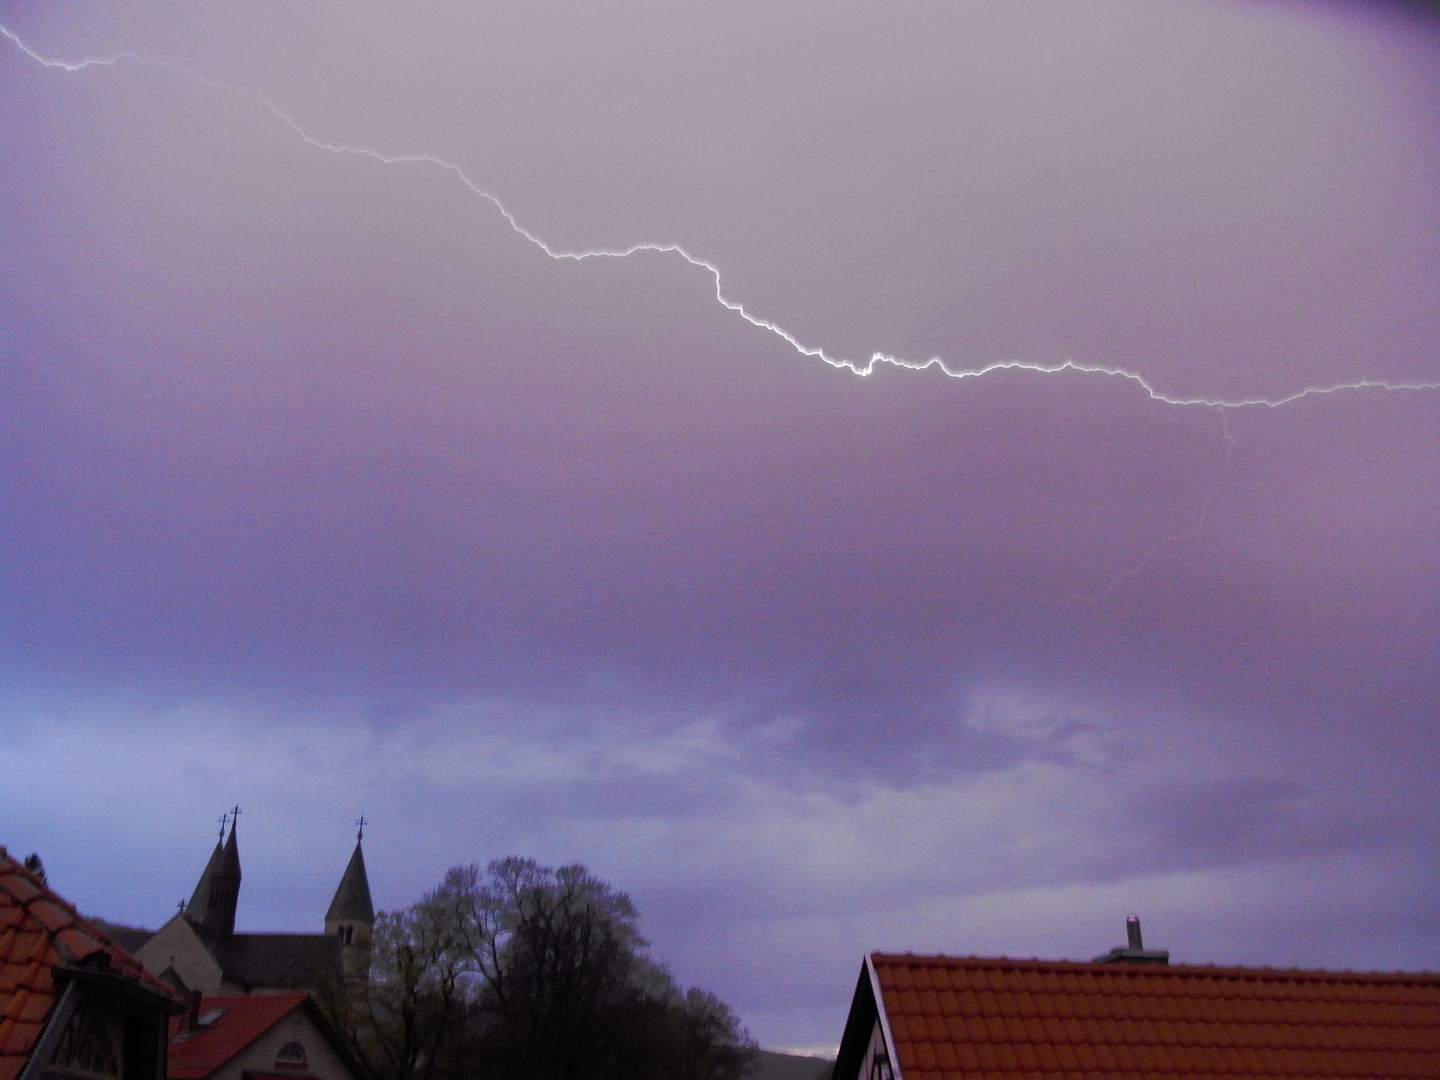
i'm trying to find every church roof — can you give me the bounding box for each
[324,841,374,925]
[835,952,1440,1080]
[186,839,225,922]
[189,821,242,940]
[215,828,241,885]
[86,920,155,957]
[210,934,343,993]
[0,846,180,1080]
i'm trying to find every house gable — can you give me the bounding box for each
[833,958,898,1080]
[167,996,359,1080]
[135,921,229,998]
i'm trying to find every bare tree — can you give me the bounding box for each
[23,852,46,884]
[470,857,754,1080]
[471,858,647,1080]
[337,868,484,1080]
[326,857,753,1080]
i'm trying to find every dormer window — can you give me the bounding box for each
[274,1042,307,1069]
[50,1007,123,1080]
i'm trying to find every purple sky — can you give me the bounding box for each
[1,0,1437,1053]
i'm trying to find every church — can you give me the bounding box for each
[110,814,374,997]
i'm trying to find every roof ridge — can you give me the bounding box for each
[185,996,309,1013]
[868,951,1440,983]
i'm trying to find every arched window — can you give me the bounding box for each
[274,1042,307,1069]
[50,1008,122,1080]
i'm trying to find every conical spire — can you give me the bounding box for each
[194,808,242,938]
[186,814,228,920]
[325,829,375,924]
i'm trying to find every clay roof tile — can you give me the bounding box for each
[0,877,40,908]
[53,928,103,964]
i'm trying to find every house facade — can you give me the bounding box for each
[166,993,361,1080]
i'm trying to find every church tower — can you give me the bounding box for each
[188,810,242,939]
[324,822,375,982]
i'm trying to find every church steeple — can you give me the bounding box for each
[188,808,242,939]
[186,814,227,920]
[325,819,374,981]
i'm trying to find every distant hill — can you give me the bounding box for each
[88,917,156,955]
[747,1049,834,1080]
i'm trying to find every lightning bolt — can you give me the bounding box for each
[5,23,1436,411]
[3,24,1436,607]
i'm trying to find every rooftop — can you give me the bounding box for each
[166,993,309,1080]
[864,952,1440,1080]
[0,846,180,1080]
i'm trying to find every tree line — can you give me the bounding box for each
[322,857,756,1080]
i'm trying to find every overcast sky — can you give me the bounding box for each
[1,0,1437,1053]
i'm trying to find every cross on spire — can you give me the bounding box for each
[229,805,241,833]
[218,812,228,841]
[355,815,367,841]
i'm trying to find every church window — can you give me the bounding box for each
[274,1042,307,1069]
[49,1006,122,1080]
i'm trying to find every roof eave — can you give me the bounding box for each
[867,952,904,1080]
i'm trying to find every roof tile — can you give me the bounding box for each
[1034,1040,1060,1072]
[914,1041,937,1071]
[993,1041,1019,1071]
[0,878,40,908]
[53,928,103,964]
[24,903,73,936]
[0,992,27,1023]
[1013,1041,1040,1071]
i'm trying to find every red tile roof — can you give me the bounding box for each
[167,994,309,1080]
[0,845,181,1080]
[868,953,1440,1080]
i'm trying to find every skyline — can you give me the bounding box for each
[1,0,1437,1053]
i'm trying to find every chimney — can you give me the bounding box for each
[1093,917,1170,965]
[1126,916,1144,951]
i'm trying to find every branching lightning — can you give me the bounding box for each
[1048,410,1238,605]
[6,23,1437,412]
